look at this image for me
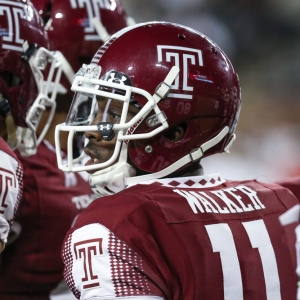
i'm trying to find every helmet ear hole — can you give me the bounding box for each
[163,122,187,142]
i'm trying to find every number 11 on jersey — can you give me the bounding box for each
[205,219,281,300]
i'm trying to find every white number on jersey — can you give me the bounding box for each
[205,219,281,300]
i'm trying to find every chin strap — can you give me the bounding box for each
[124,126,230,186]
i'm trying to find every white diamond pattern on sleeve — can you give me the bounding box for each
[109,232,152,297]
[63,234,81,299]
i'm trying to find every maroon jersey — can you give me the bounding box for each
[0,137,23,246]
[0,141,97,299]
[62,173,299,300]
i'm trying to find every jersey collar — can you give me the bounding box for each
[130,172,226,189]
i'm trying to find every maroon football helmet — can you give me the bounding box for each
[0,0,62,155]
[55,22,241,196]
[32,0,131,95]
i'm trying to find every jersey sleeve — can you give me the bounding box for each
[62,223,164,300]
[0,148,23,246]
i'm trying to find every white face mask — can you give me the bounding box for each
[16,43,70,156]
[55,64,173,172]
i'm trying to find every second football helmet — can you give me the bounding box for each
[32,0,132,96]
[55,21,241,196]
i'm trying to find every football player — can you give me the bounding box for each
[0,0,63,253]
[55,21,300,299]
[0,0,132,299]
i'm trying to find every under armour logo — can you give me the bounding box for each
[98,124,111,131]
[97,122,114,141]
[101,70,133,87]
[108,72,127,85]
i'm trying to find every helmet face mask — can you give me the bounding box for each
[18,43,65,156]
[55,21,242,196]
[56,64,172,175]
[0,0,63,155]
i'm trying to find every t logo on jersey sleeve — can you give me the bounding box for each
[64,223,115,298]
[0,167,16,214]
[74,238,103,289]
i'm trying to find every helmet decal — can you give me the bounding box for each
[0,1,33,52]
[69,0,111,41]
[157,45,203,99]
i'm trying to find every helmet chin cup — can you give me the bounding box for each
[16,128,37,157]
[89,162,136,197]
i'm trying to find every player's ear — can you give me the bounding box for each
[164,123,186,142]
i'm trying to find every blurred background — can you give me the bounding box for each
[121,0,300,182]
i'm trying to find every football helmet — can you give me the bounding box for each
[0,0,63,156]
[32,0,132,95]
[55,21,241,196]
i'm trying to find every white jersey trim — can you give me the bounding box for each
[128,172,225,189]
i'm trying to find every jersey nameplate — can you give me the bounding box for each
[158,184,287,223]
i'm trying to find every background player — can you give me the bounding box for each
[0,0,133,299]
[0,0,64,254]
[55,21,299,299]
